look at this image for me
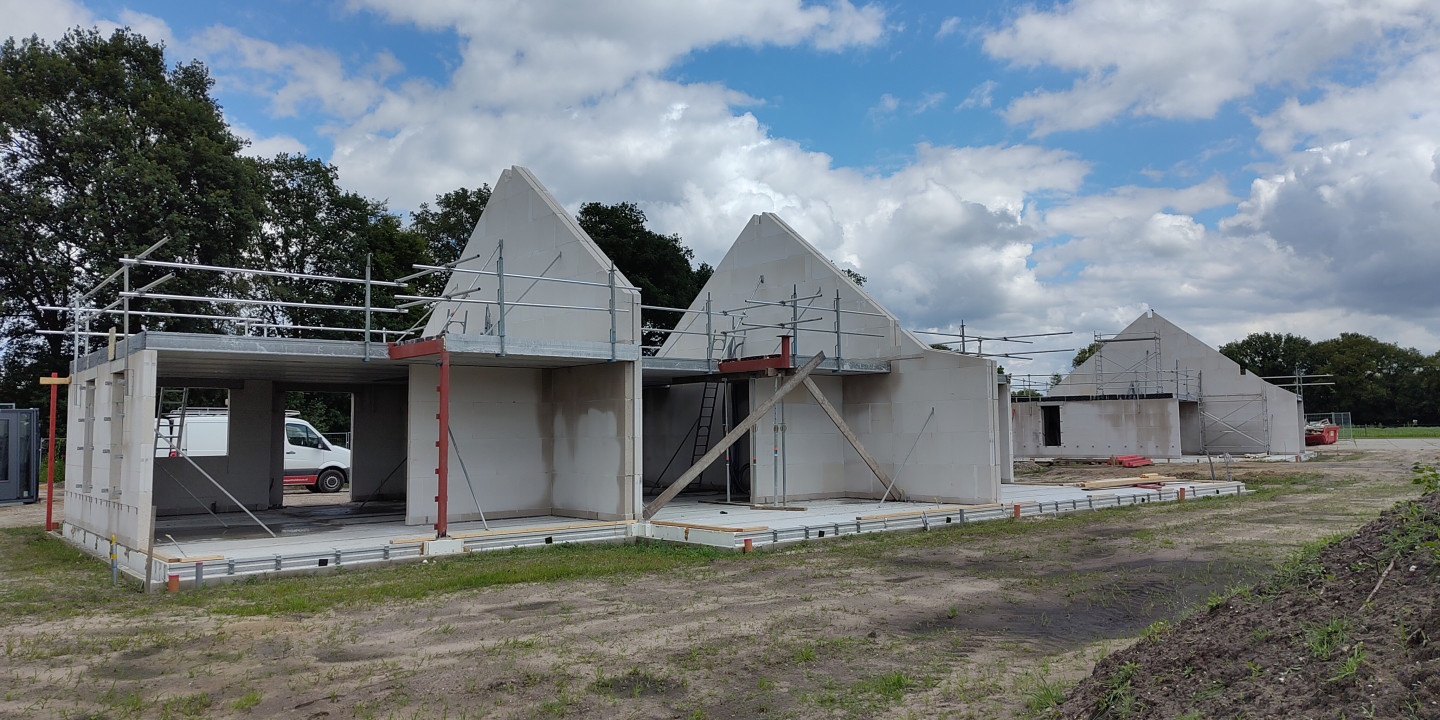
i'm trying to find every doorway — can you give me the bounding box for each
[1042,405,1062,447]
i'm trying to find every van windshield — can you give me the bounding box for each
[285,423,326,449]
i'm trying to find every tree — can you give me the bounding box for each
[842,268,867,286]
[576,202,712,352]
[1219,332,1315,379]
[1306,333,1431,426]
[409,185,490,292]
[0,28,264,427]
[1071,341,1103,369]
[249,154,429,337]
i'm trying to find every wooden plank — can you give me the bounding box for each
[390,535,436,545]
[1078,478,1171,489]
[642,353,826,520]
[38,376,71,385]
[748,504,808,511]
[958,503,1003,510]
[650,520,768,533]
[152,553,225,564]
[801,376,897,498]
[449,520,634,540]
[855,506,961,521]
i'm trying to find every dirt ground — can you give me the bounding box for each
[0,444,1433,720]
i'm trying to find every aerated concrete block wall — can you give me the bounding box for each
[63,349,159,551]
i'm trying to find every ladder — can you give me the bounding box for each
[690,382,720,467]
[154,387,191,457]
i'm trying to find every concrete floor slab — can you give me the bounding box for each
[87,479,1246,587]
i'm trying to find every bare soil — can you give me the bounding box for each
[0,445,1432,720]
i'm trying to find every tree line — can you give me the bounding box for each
[0,29,710,430]
[1219,332,1440,426]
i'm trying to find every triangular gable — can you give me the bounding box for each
[657,213,925,361]
[423,166,638,344]
[1058,311,1296,401]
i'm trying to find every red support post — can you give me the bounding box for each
[435,350,450,537]
[45,372,59,532]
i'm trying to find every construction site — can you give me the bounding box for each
[40,166,1252,589]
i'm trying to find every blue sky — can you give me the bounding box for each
[6,0,1440,372]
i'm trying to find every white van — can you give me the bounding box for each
[156,410,352,493]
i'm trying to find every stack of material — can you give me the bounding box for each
[1077,473,1180,490]
[1111,454,1154,468]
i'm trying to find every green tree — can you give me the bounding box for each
[409,185,490,294]
[1071,341,1103,369]
[1306,333,1432,425]
[576,202,712,352]
[249,154,428,337]
[1219,332,1315,379]
[842,268,867,286]
[0,28,264,427]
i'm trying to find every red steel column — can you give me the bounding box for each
[435,350,450,537]
[45,372,59,532]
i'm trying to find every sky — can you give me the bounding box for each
[5,0,1440,375]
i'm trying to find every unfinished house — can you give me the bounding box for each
[640,212,1008,529]
[59,166,642,584]
[1011,310,1305,460]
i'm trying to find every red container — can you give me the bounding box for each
[1305,426,1339,446]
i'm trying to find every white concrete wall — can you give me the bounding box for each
[152,380,282,515]
[408,362,640,525]
[352,384,408,502]
[549,361,640,520]
[749,374,849,502]
[1013,398,1181,459]
[63,350,158,551]
[425,166,641,347]
[842,350,1001,504]
[642,383,737,493]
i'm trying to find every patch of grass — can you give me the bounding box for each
[856,671,923,701]
[1305,618,1351,659]
[1095,661,1143,718]
[591,666,674,698]
[1324,642,1367,683]
[1021,674,1071,715]
[159,692,212,719]
[1355,425,1440,438]
[232,688,262,711]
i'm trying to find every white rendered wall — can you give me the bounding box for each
[63,350,158,551]
[1012,398,1181,459]
[424,166,641,346]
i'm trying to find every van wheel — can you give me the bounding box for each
[316,469,345,493]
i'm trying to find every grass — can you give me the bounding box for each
[0,532,725,619]
[1304,618,1350,659]
[1095,661,1143,718]
[1353,425,1440,438]
[0,470,1353,622]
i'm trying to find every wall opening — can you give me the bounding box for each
[283,391,354,504]
[1042,405,1062,447]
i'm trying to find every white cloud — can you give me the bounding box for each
[229,123,308,158]
[957,80,998,110]
[0,0,96,42]
[983,0,1440,135]
[935,16,962,39]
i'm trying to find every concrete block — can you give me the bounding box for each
[423,538,465,556]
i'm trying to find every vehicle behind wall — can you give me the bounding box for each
[156,410,351,493]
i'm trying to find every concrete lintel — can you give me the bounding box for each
[641,355,889,382]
